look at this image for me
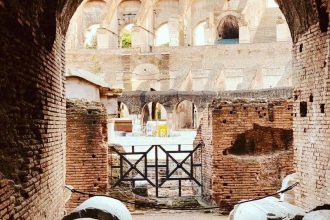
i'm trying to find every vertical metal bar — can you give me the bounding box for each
[200,144,203,196]
[178,144,181,151]
[166,151,169,178]
[191,151,194,177]
[179,180,182,197]
[132,145,135,153]
[155,145,159,197]
[145,150,148,180]
[120,155,123,179]
[192,103,195,129]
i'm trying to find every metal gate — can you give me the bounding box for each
[110,142,203,197]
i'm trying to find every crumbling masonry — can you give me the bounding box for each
[0,0,329,219]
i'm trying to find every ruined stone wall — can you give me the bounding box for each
[66,42,292,91]
[292,24,330,209]
[66,100,108,211]
[197,99,294,208]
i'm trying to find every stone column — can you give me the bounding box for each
[131,25,141,48]
[183,6,192,46]
[96,28,110,49]
[132,25,153,52]
[205,12,216,45]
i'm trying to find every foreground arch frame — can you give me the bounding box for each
[1,0,330,218]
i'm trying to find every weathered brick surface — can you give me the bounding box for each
[65,100,108,211]
[0,0,329,217]
[197,100,294,208]
[0,12,68,220]
[292,24,330,209]
[0,1,82,219]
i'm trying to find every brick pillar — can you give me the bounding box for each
[66,100,108,211]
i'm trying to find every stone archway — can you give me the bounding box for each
[1,0,330,218]
[217,15,240,44]
[132,63,160,91]
[174,100,198,130]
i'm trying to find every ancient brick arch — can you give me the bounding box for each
[118,90,216,114]
[0,0,330,218]
[118,89,292,114]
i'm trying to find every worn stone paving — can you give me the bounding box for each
[132,211,228,220]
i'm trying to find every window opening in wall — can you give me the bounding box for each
[84,24,100,49]
[300,102,307,117]
[309,94,313,102]
[320,104,325,113]
[193,21,207,46]
[118,102,130,118]
[316,0,329,32]
[174,100,198,130]
[155,23,170,46]
[120,24,133,48]
[216,15,239,44]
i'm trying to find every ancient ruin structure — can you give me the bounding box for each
[195,99,294,208]
[66,0,293,92]
[66,100,108,211]
[0,0,330,219]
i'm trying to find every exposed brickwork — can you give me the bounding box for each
[0,0,329,217]
[197,99,294,208]
[0,9,69,220]
[0,1,83,218]
[66,100,108,211]
[119,88,293,114]
[292,23,330,209]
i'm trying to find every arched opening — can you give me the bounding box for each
[193,21,206,46]
[217,15,239,44]
[154,0,180,28]
[82,0,106,25]
[119,24,133,48]
[2,0,330,217]
[118,102,130,118]
[117,0,141,28]
[142,102,167,123]
[84,24,100,48]
[66,0,106,49]
[174,100,198,130]
[132,63,160,91]
[155,23,170,46]
[141,102,167,136]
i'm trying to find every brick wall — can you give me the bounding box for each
[65,100,108,211]
[0,0,329,217]
[197,99,294,208]
[0,8,69,220]
[292,24,330,209]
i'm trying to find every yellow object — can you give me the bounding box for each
[157,124,168,137]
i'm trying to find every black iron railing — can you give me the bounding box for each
[111,142,204,197]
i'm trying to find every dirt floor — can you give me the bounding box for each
[132,211,228,220]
